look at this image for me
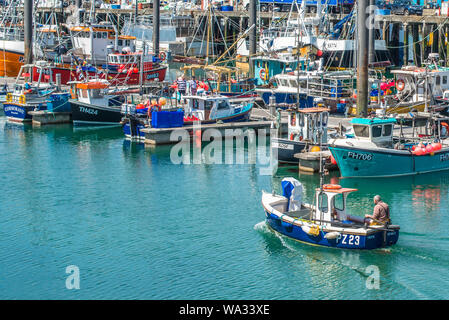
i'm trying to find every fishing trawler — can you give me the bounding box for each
[69,79,125,126]
[262,177,400,249]
[2,62,58,122]
[0,4,67,77]
[328,117,449,178]
[69,22,136,65]
[256,2,390,70]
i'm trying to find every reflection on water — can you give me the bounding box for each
[3,115,449,299]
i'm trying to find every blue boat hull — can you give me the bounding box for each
[329,145,449,178]
[265,211,399,250]
[259,91,314,108]
[123,122,146,140]
[2,103,43,122]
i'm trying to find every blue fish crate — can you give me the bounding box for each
[151,111,184,128]
[220,5,233,11]
[47,93,71,112]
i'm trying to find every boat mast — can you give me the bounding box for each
[356,0,369,117]
[24,0,33,65]
[153,0,160,56]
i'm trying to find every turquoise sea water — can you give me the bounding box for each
[1,115,449,300]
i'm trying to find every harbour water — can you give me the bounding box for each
[2,116,449,299]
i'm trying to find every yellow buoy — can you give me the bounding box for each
[310,146,321,152]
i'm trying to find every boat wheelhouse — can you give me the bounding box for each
[69,79,124,126]
[69,23,136,64]
[2,62,58,122]
[390,63,449,113]
[104,50,167,85]
[182,95,253,125]
[272,107,331,164]
[262,177,400,250]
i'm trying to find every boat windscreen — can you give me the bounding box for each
[353,125,370,138]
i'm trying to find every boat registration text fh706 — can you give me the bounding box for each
[347,151,373,161]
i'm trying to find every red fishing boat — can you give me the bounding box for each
[32,50,167,86]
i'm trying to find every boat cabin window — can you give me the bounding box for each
[80,89,88,98]
[318,192,328,213]
[382,124,393,136]
[118,40,123,46]
[372,125,382,138]
[332,194,344,211]
[444,76,448,85]
[90,89,103,99]
[353,125,370,138]
[191,99,200,110]
[216,100,228,110]
[289,80,297,87]
[205,101,214,110]
[436,76,441,85]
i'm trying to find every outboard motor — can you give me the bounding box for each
[281,177,303,212]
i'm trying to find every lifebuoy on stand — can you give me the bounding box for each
[159,51,167,61]
[396,79,405,91]
[259,68,268,81]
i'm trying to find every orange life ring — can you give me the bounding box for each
[323,184,342,190]
[259,68,267,81]
[159,51,167,61]
[290,133,295,140]
[396,79,405,91]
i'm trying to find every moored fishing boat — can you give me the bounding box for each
[262,177,400,249]
[69,79,125,126]
[2,63,58,122]
[328,116,449,178]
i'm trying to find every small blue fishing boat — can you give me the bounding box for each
[328,117,449,178]
[262,177,400,250]
[3,63,58,123]
[181,95,253,126]
[121,95,253,140]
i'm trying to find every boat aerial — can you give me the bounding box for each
[262,177,400,249]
